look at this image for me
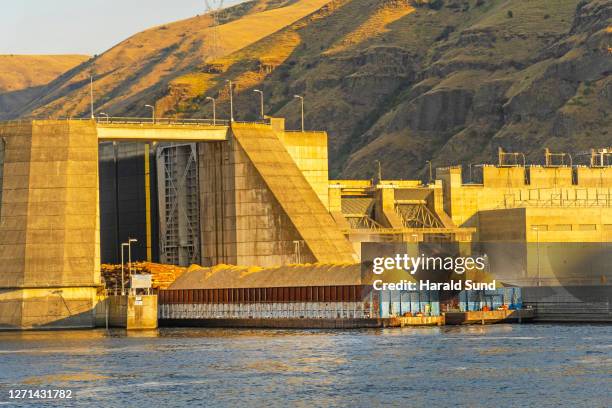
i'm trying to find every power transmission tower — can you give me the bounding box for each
[205,0,224,59]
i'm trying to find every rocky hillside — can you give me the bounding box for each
[4,0,611,179]
[167,0,611,179]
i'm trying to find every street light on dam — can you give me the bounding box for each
[120,242,129,295]
[426,160,433,184]
[206,96,216,125]
[374,160,382,182]
[144,104,155,124]
[253,89,264,120]
[531,226,542,287]
[226,80,234,122]
[127,238,138,294]
[294,94,304,132]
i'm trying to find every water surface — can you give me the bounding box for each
[0,325,610,407]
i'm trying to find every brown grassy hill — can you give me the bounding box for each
[5,0,610,180]
[1,0,331,120]
[0,54,89,118]
[0,54,89,92]
[163,0,611,178]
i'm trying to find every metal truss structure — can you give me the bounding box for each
[395,203,444,229]
[205,0,225,58]
[157,143,201,266]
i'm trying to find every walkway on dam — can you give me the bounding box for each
[95,117,230,142]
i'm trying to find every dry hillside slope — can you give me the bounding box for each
[0,54,89,118]
[0,54,89,92]
[0,0,331,120]
[168,0,612,178]
[3,0,610,180]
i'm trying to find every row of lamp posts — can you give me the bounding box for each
[92,74,305,130]
[120,238,137,295]
[141,83,306,131]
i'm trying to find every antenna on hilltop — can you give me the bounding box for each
[205,0,225,59]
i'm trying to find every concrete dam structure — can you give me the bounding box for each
[0,118,356,329]
[0,118,610,329]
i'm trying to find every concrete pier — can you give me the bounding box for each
[0,121,100,329]
[95,295,158,329]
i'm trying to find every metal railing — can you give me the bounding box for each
[93,116,230,126]
[284,129,327,134]
[0,116,328,134]
[0,116,327,133]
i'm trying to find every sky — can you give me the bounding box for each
[0,0,245,55]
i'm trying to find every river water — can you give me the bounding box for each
[0,325,610,407]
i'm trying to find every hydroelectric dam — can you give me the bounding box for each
[1,118,611,329]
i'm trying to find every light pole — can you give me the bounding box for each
[374,160,382,183]
[294,95,304,132]
[144,104,155,124]
[426,161,433,185]
[253,89,264,120]
[127,238,138,294]
[483,254,492,309]
[90,76,95,119]
[225,80,234,122]
[206,96,216,125]
[99,112,109,124]
[120,242,129,295]
[531,226,541,287]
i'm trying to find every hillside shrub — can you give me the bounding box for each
[411,0,444,10]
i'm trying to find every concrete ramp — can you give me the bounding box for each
[231,124,356,264]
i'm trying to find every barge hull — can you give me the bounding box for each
[160,318,385,329]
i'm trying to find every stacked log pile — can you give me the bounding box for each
[101,262,188,291]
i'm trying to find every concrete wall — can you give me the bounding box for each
[477,207,612,285]
[127,295,157,329]
[0,120,100,329]
[199,123,355,267]
[94,295,127,328]
[530,167,573,187]
[576,167,612,187]
[437,166,612,286]
[479,208,527,242]
[94,295,158,329]
[438,166,612,237]
[199,138,316,267]
[230,124,355,264]
[277,131,329,210]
